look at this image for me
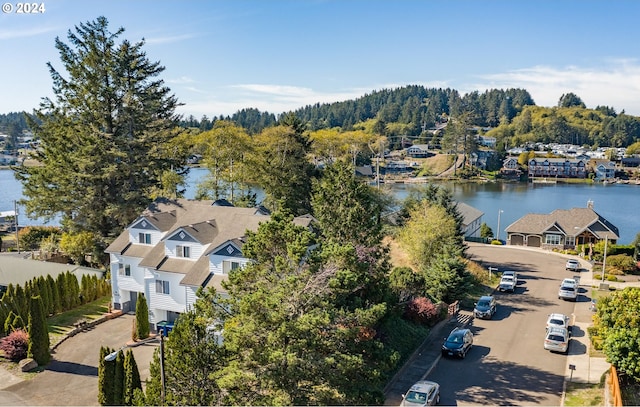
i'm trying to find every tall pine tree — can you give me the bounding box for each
[14,16,188,238]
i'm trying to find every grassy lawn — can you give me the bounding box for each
[564,382,604,406]
[47,296,111,344]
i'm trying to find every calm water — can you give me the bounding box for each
[2,167,639,244]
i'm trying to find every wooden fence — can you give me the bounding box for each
[609,365,623,407]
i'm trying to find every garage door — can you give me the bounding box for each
[527,236,541,247]
[510,235,524,245]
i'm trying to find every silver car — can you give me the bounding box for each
[544,327,570,353]
[546,313,570,331]
[558,278,578,301]
[402,380,441,406]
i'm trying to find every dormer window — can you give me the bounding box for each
[138,233,151,244]
[176,245,190,258]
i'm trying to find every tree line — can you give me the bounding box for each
[0,271,110,337]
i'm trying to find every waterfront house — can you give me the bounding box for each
[456,202,484,239]
[105,198,313,332]
[528,158,587,179]
[505,204,619,250]
[405,144,432,158]
[594,161,616,180]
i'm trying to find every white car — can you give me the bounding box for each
[558,278,578,301]
[546,313,570,331]
[402,380,440,406]
[502,270,518,284]
[498,276,516,292]
[544,327,570,353]
[565,259,580,271]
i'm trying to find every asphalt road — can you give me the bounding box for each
[0,314,157,406]
[427,244,583,406]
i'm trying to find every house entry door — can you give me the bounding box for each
[129,291,138,313]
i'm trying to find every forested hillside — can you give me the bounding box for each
[5,86,640,150]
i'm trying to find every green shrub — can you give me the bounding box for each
[606,254,638,274]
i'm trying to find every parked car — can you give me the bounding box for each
[498,276,516,292]
[401,380,441,406]
[546,313,570,331]
[566,259,580,271]
[441,327,473,358]
[558,278,578,301]
[502,270,518,284]
[474,295,497,319]
[544,326,570,353]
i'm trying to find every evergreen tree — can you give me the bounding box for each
[252,113,315,215]
[98,346,110,405]
[113,350,125,406]
[135,294,149,340]
[123,349,142,406]
[217,211,393,405]
[14,16,187,238]
[311,159,389,246]
[146,292,227,406]
[27,295,50,365]
[480,222,494,239]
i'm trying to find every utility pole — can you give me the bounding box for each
[14,200,19,253]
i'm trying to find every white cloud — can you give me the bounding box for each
[0,26,59,40]
[471,60,640,114]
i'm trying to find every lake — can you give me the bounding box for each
[2,167,639,244]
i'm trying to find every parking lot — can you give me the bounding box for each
[0,314,156,406]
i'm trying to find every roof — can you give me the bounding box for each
[0,255,104,288]
[109,198,315,288]
[505,207,619,240]
[455,202,484,226]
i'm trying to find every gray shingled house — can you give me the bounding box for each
[504,204,619,250]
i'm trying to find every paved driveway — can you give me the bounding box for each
[0,314,157,406]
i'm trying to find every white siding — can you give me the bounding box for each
[209,254,250,275]
[128,228,164,246]
[110,254,146,308]
[148,271,187,325]
[185,286,198,311]
[164,239,205,260]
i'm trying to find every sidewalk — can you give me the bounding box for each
[383,311,473,405]
[560,256,639,406]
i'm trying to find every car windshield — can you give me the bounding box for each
[477,300,490,307]
[550,318,564,325]
[548,334,566,342]
[447,334,463,344]
[405,390,428,403]
[561,286,575,292]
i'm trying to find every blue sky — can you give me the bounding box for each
[2,0,640,119]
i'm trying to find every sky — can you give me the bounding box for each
[2,0,640,119]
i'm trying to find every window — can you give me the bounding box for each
[545,234,562,245]
[118,264,131,276]
[138,233,151,244]
[176,245,190,258]
[156,280,170,295]
[222,260,241,274]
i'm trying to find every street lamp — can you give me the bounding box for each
[601,235,609,283]
[105,332,166,405]
[496,209,504,242]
